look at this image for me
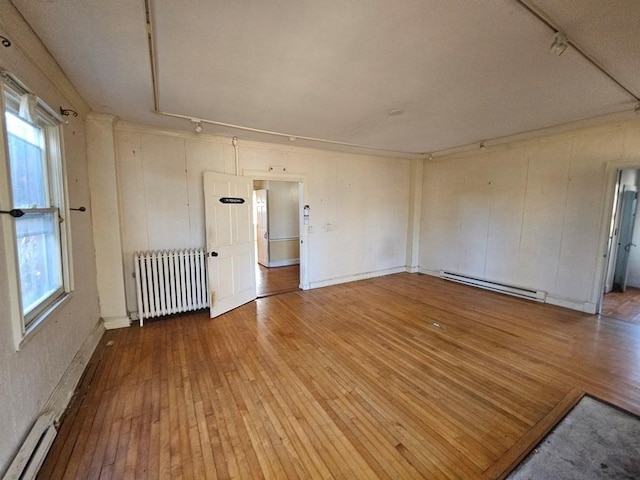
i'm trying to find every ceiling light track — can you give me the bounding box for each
[143,0,639,159]
[142,0,421,157]
[155,110,422,156]
[144,0,160,112]
[514,0,640,103]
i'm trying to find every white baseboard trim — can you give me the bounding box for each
[405,265,420,273]
[546,295,597,314]
[103,315,130,330]
[43,318,105,424]
[309,266,406,290]
[418,267,440,277]
[267,259,300,268]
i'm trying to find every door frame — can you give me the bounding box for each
[596,159,640,314]
[243,169,310,290]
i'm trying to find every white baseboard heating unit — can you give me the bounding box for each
[134,248,209,325]
[440,271,546,302]
[2,412,56,480]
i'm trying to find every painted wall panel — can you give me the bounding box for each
[308,156,340,282]
[267,181,299,241]
[556,131,625,302]
[185,138,235,247]
[517,141,571,290]
[459,158,492,277]
[115,126,411,311]
[622,128,640,162]
[116,130,148,253]
[140,135,191,251]
[374,160,411,270]
[420,121,640,311]
[418,161,441,270]
[269,240,300,263]
[335,156,378,276]
[484,151,528,284]
[266,181,300,264]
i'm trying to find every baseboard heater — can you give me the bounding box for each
[3,412,56,480]
[440,271,546,302]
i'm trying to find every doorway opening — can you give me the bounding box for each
[601,168,640,324]
[253,179,302,297]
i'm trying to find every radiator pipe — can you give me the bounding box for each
[232,136,239,175]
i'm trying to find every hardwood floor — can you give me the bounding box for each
[601,287,640,324]
[256,264,300,297]
[39,273,640,479]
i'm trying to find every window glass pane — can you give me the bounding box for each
[5,111,47,209]
[15,213,63,317]
[3,83,67,333]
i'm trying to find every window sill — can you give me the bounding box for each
[17,292,72,351]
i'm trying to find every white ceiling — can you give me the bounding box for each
[10,0,640,155]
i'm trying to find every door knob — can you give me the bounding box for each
[210,251,219,257]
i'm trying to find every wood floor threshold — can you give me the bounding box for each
[482,388,585,480]
[257,287,301,299]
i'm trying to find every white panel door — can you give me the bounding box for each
[204,172,256,318]
[255,188,269,267]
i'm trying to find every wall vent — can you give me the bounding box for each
[440,271,546,302]
[3,412,56,480]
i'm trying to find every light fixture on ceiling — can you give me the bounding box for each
[550,31,568,56]
[191,118,204,133]
[388,108,404,116]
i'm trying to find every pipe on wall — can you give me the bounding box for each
[232,136,239,175]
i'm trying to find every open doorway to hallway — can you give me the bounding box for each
[253,180,301,297]
[601,168,640,324]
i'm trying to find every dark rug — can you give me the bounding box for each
[507,395,640,479]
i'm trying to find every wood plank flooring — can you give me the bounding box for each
[602,287,640,324]
[256,264,300,297]
[38,273,640,479]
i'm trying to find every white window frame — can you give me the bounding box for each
[0,75,74,349]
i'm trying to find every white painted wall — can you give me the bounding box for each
[265,180,299,266]
[0,1,101,474]
[419,121,640,312]
[267,181,299,241]
[114,123,411,314]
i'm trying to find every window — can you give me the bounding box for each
[2,78,71,338]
